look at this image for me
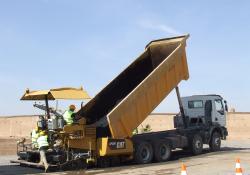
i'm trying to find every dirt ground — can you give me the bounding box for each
[0,138,250,175]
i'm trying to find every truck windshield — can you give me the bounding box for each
[215,99,224,114]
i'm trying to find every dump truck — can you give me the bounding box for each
[12,35,228,170]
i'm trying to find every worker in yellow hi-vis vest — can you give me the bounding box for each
[63,104,76,125]
[37,130,49,172]
[31,126,39,149]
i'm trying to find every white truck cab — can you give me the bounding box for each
[181,95,228,127]
[173,94,228,154]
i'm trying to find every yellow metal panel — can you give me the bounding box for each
[97,138,133,157]
[107,36,189,138]
[68,137,96,150]
[63,124,84,133]
[21,87,90,100]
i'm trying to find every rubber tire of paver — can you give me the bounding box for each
[97,157,110,168]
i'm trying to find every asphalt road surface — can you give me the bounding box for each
[0,139,250,175]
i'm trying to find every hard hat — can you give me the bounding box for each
[39,130,46,136]
[69,104,76,110]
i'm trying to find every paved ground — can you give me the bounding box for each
[0,139,250,175]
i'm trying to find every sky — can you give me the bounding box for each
[0,0,250,116]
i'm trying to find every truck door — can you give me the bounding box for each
[213,99,226,126]
[204,100,212,126]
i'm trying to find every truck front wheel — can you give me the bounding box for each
[209,132,221,152]
[191,134,203,155]
[134,141,153,164]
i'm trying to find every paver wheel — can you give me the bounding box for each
[97,157,110,168]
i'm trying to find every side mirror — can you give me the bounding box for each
[224,100,228,112]
[225,104,228,112]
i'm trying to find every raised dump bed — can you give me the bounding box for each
[76,35,189,138]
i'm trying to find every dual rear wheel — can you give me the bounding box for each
[100,133,221,166]
[134,140,171,164]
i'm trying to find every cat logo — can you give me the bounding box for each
[108,139,126,150]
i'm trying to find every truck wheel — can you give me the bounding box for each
[209,132,221,152]
[134,141,153,164]
[153,140,171,162]
[191,134,203,155]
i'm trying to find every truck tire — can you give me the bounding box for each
[134,141,153,164]
[153,140,171,162]
[209,132,221,152]
[191,134,203,155]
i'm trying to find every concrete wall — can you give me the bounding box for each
[140,112,250,140]
[139,113,175,132]
[0,112,249,139]
[0,115,39,138]
[226,112,250,139]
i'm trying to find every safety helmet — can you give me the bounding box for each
[69,104,76,111]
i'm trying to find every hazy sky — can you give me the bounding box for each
[0,1,249,116]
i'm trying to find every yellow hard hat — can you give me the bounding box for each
[69,104,76,110]
[39,130,46,136]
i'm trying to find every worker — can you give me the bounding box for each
[37,130,49,172]
[63,104,76,125]
[31,126,39,150]
[132,128,138,135]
